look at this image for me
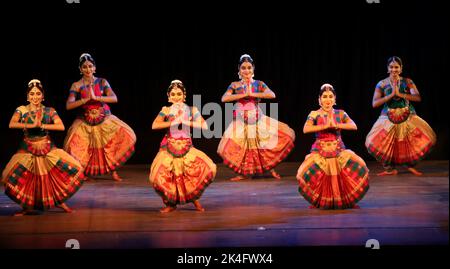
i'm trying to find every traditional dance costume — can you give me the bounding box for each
[64,78,136,176]
[149,104,216,206]
[365,78,436,170]
[2,105,85,210]
[297,109,369,209]
[217,80,295,176]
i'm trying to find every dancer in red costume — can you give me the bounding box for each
[2,79,85,216]
[149,80,216,213]
[297,84,369,209]
[218,54,295,181]
[365,56,436,176]
[64,53,136,181]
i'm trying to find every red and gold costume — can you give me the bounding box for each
[297,109,369,209]
[218,80,295,175]
[2,105,85,210]
[149,104,216,206]
[64,78,136,176]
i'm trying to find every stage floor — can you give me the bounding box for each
[0,161,448,249]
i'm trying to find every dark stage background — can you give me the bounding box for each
[0,0,448,166]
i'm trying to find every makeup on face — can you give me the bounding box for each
[239,62,254,79]
[320,90,335,111]
[81,61,96,77]
[388,61,402,77]
[168,87,185,103]
[28,87,43,105]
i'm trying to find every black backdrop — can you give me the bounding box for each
[1,0,448,166]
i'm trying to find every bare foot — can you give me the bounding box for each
[308,205,316,209]
[407,167,423,176]
[112,171,123,182]
[57,203,73,213]
[230,175,247,181]
[270,169,281,180]
[13,209,31,216]
[193,200,205,212]
[377,169,398,176]
[160,206,176,213]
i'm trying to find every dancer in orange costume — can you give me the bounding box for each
[297,84,369,209]
[149,80,216,213]
[2,79,85,216]
[218,54,295,181]
[365,56,436,176]
[64,53,136,181]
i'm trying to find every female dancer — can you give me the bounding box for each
[297,84,369,209]
[2,79,85,216]
[217,54,295,181]
[150,80,216,213]
[365,56,436,176]
[64,53,136,181]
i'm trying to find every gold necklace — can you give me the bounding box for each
[83,77,95,91]
[27,103,42,113]
[25,104,43,123]
[389,77,400,91]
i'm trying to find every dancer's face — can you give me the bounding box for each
[27,87,43,106]
[80,60,96,77]
[239,62,254,80]
[319,90,335,111]
[388,61,402,77]
[168,87,185,104]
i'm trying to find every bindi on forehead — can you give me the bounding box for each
[322,91,335,98]
[29,88,42,94]
[170,89,184,94]
[82,62,95,67]
[240,63,253,68]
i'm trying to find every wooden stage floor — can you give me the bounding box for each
[0,161,448,249]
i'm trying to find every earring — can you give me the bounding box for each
[238,72,242,79]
